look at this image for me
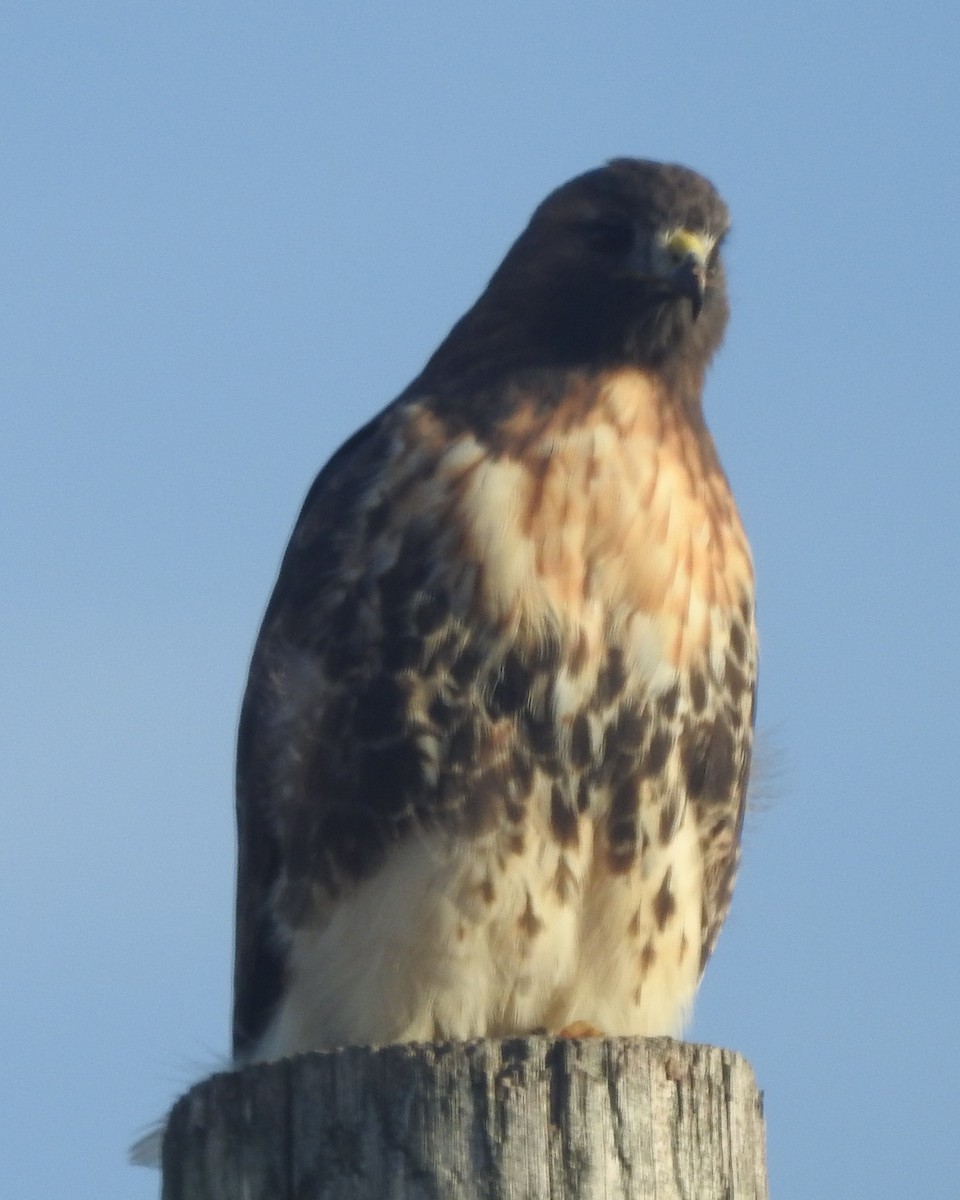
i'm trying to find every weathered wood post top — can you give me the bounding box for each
[162,1035,767,1200]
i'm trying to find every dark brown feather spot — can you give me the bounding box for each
[659,683,680,719]
[524,708,559,764]
[606,776,640,873]
[450,640,486,687]
[487,650,531,718]
[639,728,672,778]
[688,666,708,713]
[595,647,626,707]
[428,692,457,725]
[518,892,543,938]
[682,720,737,804]
[570,713,592,769]
[604,706,647,763]
[724,655,747,699]
[508,748,535,800]
[569,628,589,674]
[554,859,576,904]
[447,719,478,765]
[504,795,524,825]
[653,868,677,930]
[607,836,637,874]
[550,783,580,848]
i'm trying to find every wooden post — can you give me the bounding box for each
[161,1036,767,1200]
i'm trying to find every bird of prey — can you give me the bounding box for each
[234,158,756,1064]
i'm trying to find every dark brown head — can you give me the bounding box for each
[421,158,730,393]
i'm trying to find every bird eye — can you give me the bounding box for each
[583,218,634,256]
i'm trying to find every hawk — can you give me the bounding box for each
[234,159,756,1063]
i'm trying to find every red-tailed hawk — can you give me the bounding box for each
[234,159,756,1062]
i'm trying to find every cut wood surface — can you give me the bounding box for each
[162,1036,767,1200]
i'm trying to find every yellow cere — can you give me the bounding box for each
[665,228,710,264]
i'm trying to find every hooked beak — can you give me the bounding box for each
[664,229,710,319]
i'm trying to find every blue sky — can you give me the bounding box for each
[3,4,959,1197]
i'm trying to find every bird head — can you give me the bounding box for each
[419,159,731,405]
[473,160,730,376]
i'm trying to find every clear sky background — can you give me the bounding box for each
[3,4,959,1197]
